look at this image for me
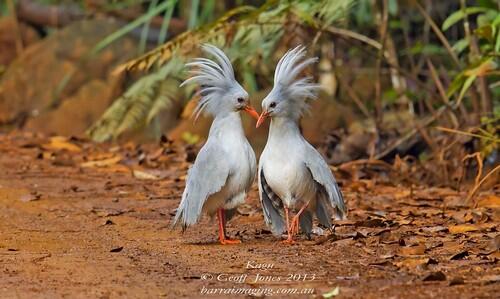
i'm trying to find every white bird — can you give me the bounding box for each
[172,44,259,245]
[256,45,347,243]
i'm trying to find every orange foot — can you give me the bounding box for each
[220,238,242,245]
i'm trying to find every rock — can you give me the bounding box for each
[0,18,137,135]
[0,17,40,67]
[25,80,113,135]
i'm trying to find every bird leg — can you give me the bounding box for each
[288,202,310,239]
[217,208,241,245]
[282,207,295,244]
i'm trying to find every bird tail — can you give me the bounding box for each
[170,189,189,231]
[332,183,347,220]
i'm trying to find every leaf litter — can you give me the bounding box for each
[0,132,498,298]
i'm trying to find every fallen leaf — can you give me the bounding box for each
[422,271,446,281]
[477,195,500,208]
[110,246,123,253]
[448,224,480,234]
[421,226,448,234]
[394,257,436,270]
[399,245,426,256]
[394,189,411,200]
[450,250,469,260]
[354,218,387,227]
[81,155,122,168]
[42,136,81,152]
[322,287,340,298]
[448,277,464,286]
[133,170,161,180]
[479,275,500,283]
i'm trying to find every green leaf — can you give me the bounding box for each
[323,287,340,298]
[442,7,490,31]
[456,74,477,105]
[388,0,398,16]
[157,0,177,44]
[496,23,500,52]
[475,25,494,42]
[447,73,466,98]
[452,38,470,54]
[188,0,200,29]
[90,0,176,56]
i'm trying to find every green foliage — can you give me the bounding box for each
[88,0,355,142]
[0,1,8,16]
[478,114,500,158]
[90,0,177,56]
[86,58,185,142]
[442,3,499,108]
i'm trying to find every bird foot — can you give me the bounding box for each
[289,217,300,236]
[219,238,241,245]
[281,238,295,245]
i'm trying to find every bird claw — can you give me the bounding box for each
[289,216,300,236]
[281,238,295,245]
[220,238,241,245]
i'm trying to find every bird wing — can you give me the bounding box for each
[172,139,230,229]
[258,165,286,235]
[303,143,347,220]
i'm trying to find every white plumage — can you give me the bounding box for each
[172,44,258,244]
[257,45,346,243]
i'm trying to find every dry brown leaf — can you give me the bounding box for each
[422,271,446,281]
[399,245,426,256]
[43,136,81,152]
[133,170,161,180]
[81,155,122,168]
[477,195,500,208]
[448,224,480,234]
[394,189,411,200]
[394,257,435,270]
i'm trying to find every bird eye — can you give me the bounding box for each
[237,97,245,103]
[269,102,277,108]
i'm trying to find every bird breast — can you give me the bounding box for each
[262,146,316,208]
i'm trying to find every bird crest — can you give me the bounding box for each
[270,45,321,119]
[180,44,242,119]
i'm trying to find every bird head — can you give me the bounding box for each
[256,45,320,128]
[181,44,258,120]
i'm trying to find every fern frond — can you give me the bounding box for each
[87,58,184,142]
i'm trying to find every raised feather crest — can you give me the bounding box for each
[180,44,239,119]
[272,45,320,119]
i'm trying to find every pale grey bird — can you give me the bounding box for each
[256,45,347,243]
[172,44,259,244]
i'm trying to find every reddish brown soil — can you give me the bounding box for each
[0,132,498,298]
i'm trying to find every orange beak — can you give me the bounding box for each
[243,105,259,120]
[256,110,269,128]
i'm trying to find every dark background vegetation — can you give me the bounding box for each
[0,0,498,196]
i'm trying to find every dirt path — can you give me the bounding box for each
[0,132,498,298]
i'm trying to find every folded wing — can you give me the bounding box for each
[304,144,347,220]
[258,167,286,235]
[172,140,230,229]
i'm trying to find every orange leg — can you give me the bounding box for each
[283,202,310,244]
[282,207,295,244]
[217,208,241,245]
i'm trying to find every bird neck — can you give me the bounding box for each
[209,111,244,137]
[268,116,301,142]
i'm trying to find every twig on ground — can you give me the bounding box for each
[468,164,500,205]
